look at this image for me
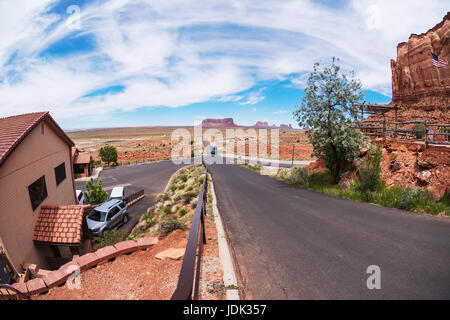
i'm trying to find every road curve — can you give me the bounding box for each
[75,160,183,232]
[208,163,450,300]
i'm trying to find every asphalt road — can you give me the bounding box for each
[75,160,183,233]
[208,163,450,299]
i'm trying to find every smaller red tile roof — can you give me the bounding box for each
[74,152,91,165]
[33,205,91,245]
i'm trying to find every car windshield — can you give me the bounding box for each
[88,209,107,222]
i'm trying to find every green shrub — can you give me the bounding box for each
[180,174,188,182]
[280,167,309,185]
[92,229,129,250]
[163,206,172,215]
[398,186,426,211]
[170,184,177,192]
[84,178,108,205]
[178,183,186,190]
[372,186,404,208]
[412,123,425,139]
[357,146,382,200]
[159,216,186,237]
[182,191,198,204]
[185,185,193,191]
[179,208,187,216]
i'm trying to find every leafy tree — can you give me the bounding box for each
[294,58,367,183]
[84,178,108,205]
[99,145,118,166]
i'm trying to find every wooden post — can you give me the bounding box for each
[424,118,428,149]
[382,113,386,142]
[395,106,398,139]
[291,145,295,166]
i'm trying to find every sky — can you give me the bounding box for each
[0,0,447,129]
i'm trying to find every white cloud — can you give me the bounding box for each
[239,87,266,105]
[0,0,447,122]
[273,110,287,114]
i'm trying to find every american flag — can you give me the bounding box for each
[430,52,448,68]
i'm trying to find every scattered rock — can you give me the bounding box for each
[416,171,432,185]
[207,280,225,294]
[427,185,447,202]
[390,160,401,172]
[155,248,185,260]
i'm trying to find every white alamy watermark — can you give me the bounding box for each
[170,123,280,167]
[66,5,81,30]
[66,264,81,290]
[366,5,381,30]
[366,265,381,290]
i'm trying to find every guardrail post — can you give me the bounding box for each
[424,119,428,149]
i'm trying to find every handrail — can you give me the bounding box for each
[0,284,31,300]
[171,166,208,300]
[360,119,450,146]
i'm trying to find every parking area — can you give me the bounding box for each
[75,160,182,233]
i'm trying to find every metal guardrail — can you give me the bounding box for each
[0,284,30,300]
[123,189,144,204]
[171,167,208,300]
[360,119,450,146]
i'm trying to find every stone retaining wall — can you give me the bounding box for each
[0,237,158,298]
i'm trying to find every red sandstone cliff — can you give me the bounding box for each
[391,12,450,106]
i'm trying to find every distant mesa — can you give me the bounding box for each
[201,118,293,129]
[201,118,237,128]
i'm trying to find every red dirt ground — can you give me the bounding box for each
[34,222,222,300]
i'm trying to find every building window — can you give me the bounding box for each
[28,176,48,211]
[54,162,66,186]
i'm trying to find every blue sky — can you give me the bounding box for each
[0,1,447,129]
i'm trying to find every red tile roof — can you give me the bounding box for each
[74,152,91,164]
[33,205,91,245]
[0,112,74,168]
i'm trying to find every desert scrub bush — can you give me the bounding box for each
[157,193,169,201]
[185,185,193,191]
[190,197,198,209]
[179,208,187,216]
[412,123,426,139]
[182,190,198,204]
[178,183,185,190]
[179,174,188,183]
[92,229,130,250]
[159,216,186,237]
[398,186,427,211]
[169,184,177,192]
[280,167,309,185]
[163,206,172,215]
[356,146,382,200]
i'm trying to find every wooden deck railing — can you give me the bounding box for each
[360,119,450,146]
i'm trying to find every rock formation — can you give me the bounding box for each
[391,12,449,106]
[201,118,238,128]
[202,118,294,129]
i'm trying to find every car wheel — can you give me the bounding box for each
[123,214,128,224]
